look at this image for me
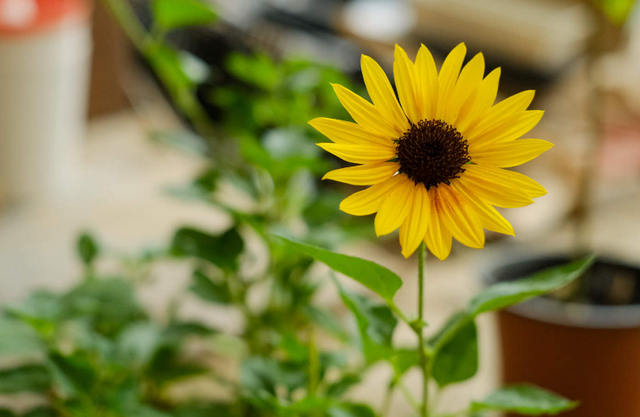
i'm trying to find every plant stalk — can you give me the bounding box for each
[418,242,429,417]
[380,382,394,417]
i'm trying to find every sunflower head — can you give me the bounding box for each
[311,43,552,260]
[396,119,470,189]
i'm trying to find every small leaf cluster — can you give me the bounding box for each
[0,256,210,416]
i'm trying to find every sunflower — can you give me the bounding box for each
[310,43,552,260]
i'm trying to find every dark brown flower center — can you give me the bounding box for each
[396,119,470,190]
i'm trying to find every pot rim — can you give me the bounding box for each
[481,250,640,329]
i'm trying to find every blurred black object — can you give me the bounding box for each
[126,0,362,125]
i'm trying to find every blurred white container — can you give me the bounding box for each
[0,0,92,203]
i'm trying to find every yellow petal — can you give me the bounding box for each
[444,53,485,125]
[468,110,544,149]
[436,43,467,121]
[425,189,453,261]
[471,139,554,168]
[394,45,421,124]
[309,118,392,147]
[415,44,439,121]
[456,67,501,134]
[436,184,485,249]
[339,174,406,216]
[451,179,514,236]
[375,176,415,236]
[332,84,399,139]
[399,184,430,258]
[323,162,399,185]
[467,90,535,137]
[361,55,410,134]
[499,169,547,198]
[317,143,396,164]
[461,164,536,207]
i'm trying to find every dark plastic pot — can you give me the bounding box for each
[487,255,640,417]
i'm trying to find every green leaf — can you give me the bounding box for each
[303,306,347,341]
[77,232,99,266]
[174,403,235,417]
[471,384,578,415]
[190,269,233,304]
[0,318,45,356]
[116,322,162,368]
[5,290,60,323]
[432,320,478,387]
[391,348,420,377]
[595,0,637,25]
[114,381,173,417]
[0,365,50,393]
[146,43,194,94]
[226,53,281,91]
[171,227,244,272]
[327,373,361,397]
[427,257,595,382]
[333,279,397,363]
[152,0,217,31]
[61,278,144,338]
[4,291,60,339]
[22,407,56,417]
[161,321,217,345]
[467,256,595,316]
[278,237,402,302]
[240,356,307,397]
[47,351,96,397]
[328,403,376,417]
[0,410,14,417]
[428,311,468,350]
[283,168,317,217]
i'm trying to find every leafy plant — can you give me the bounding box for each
[0,1,595,416]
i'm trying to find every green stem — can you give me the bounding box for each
[389,301,412,326]
[308,328,320,397]
[380,382,394,417]
[101,0,149,51]
[418,242,429,417]
[100,0,218,141]
[397,380,421,412]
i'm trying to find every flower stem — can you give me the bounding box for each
[418,242,429,417]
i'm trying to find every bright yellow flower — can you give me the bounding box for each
[311,43,552,260]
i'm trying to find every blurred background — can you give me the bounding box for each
[0,0,639,415]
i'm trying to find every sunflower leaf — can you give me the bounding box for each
[277,237,402,302]
[467,256,595,316]
[471,384,578,415]
[428,257,594,377]
[431,319,478,387]
[332,277,397,363]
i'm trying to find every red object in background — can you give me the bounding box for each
[0,0,90,35]
[599,123,640,180]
